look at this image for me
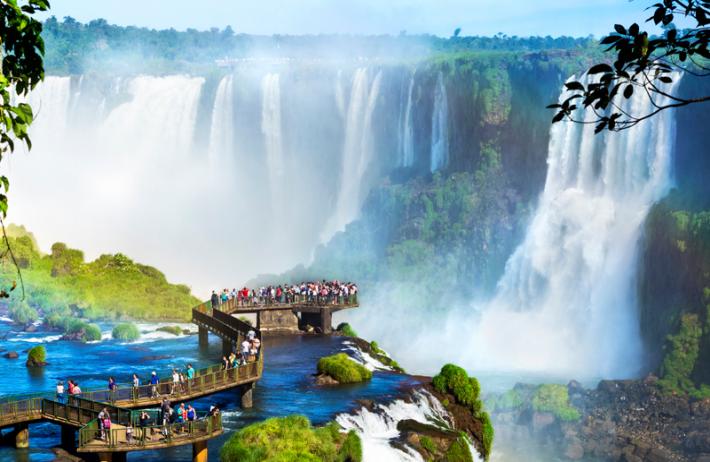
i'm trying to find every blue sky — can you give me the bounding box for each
[39,0,648,37]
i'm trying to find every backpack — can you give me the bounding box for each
[103,418,111,429]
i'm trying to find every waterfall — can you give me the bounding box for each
[430,72,449,172]
[320,68,383,242]
[467,74,682,378]
[261,73,284,179]
[399,75,415,167]
[336,390,483,462]
[25,76,72,142]
[208,75,235,164]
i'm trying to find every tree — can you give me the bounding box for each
[549,0,710,132]
[0,0,50,297]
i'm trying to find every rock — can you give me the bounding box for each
[563,440,584,460]
[531,412,556,432]
[51,447,84,462]
[646,447,674,462]
[24,324,37,333]
[182,329,191,335]
[314,373,339,386]
[3,351,18,359]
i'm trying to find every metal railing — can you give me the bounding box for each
[0,398,43,426]
[196,293,359,315]
[78,413,222,450]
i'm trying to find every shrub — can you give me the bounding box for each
[26,345,46,366]
[156,325,183,336]
[220,415,361,462]
[83,323,102,342]
[336,323,357,337]
[8,301,38,324]
[480,412,494,458]
[112,322,141,341]
[491,389,523,411]
[531,384,581,421]
[317,353,372,383]
[420,435,437,454]
[658,313,703,396]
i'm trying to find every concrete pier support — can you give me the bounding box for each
[60,425,75,451]
[222,339,233,356]
[97,452,126,462]
[240,383,254,408]
[14,423,29,449]
[320,308,333,334]
[193,440,208,462]
[198,326,209,347]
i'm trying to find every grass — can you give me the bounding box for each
[317,353,372,384]
[220,415,361,462]
[112,322,140,341]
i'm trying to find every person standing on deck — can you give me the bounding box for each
[56,381,65,404]
[150,371,160,398]
[210,290,219,309]
[186,363,195,387]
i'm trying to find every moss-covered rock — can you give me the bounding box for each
[112,322,140,341]
[156,325,183,336]
[26,345,46,367]
[220,415,361,462]
[431,363,492,459]
[335,323,357,337]
[531,384,581,421]
[317,353,372,384]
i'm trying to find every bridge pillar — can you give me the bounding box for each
[96,452,126,462]
[222,339,233,356]
[14,423,29,449]
[60,425,75,451]
[198,326,209,347]
[193,439,208,462]
[240,382,254,409]
[320,308,333,334]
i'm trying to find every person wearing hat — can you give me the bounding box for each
[150,371,160,398]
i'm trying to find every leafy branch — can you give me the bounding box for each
[0,0,50,298]
[548,0,710,132]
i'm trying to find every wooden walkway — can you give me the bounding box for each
[0,302,262,456]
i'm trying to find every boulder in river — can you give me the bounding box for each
[26,345,47,367]
[4,351,19,359]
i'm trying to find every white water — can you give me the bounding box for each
[399,75,416,167]
[337,389,483,462]
[321,68,383,242]
[430,72,449,172]
[465,75,682,378]
[209,75,235,164]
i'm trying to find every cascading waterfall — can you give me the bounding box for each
[336,390,483,462]
[208,74,235,164]
[320,68,383,242]
[399,75,415,167]
[430,72,449,172]
[465,74,682,378]
[261,73,286,209]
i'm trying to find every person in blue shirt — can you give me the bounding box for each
[150,371,160,398]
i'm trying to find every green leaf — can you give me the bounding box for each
[588,63,614,74]
[624,85,634,99]
[564,81,585,92]
[0,176,9,192]
[614,24,627,34]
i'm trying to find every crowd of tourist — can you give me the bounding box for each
[222,329,261,369]
[210,280,358,308]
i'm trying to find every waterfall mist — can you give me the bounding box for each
[339,75,681,382]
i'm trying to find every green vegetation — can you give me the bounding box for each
[112,322,140,342]
[156,325,183,336]
[336,323,358,338]
[220,415,361,462]
[0,227,200,331]
[420,435,437,454]
[317,353,372,384]
[26,345,46,366]
[369,341,405,373]
[488,389,523,412]
[432,364,492,459]
[531,384,581,421]
[658,313,710,398]
[445,434,474,462]
[642,196,710,396]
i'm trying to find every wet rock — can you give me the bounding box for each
[646,447,674,462]
[51,447,83,462]
[563,439,584,460]
[24,324,37,333]
[3,351,18,359]
[314,373,339,386]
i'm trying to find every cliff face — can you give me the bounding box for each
[637,78,710,388]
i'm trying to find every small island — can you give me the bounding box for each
[316,353,373,385]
